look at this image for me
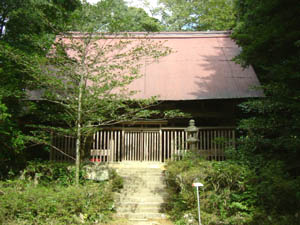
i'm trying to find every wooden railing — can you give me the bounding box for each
[197,127,235,161]
[91,130,121,162]
[50,135,76,162]
[162,128,187,161]
[50,127,235,162]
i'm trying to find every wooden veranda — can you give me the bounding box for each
[50,126,235,163]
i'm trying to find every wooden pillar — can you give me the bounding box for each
[110,139,114,162]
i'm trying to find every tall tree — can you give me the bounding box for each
[0,0,81,178]
[21,33,173,185]
[155,0,235,31]
[71,0,162,32]
[232,0,300,166]
[230,1,300,220]
[1,0,81,50]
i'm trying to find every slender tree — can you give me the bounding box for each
[26,32,172,185]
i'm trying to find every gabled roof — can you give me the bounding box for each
[28,31,262,102]
[126,31,263,100]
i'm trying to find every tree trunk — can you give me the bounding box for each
[75,123,81,185]
[75,75,84,186]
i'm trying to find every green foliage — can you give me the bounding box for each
[0,161,124,224]
[0,180,115,224]
[165,152,300,225]
[156,0,236,31]
[0,95,26,179]
[165,154,255,224]
[109,168,124,192]
[1,0,81,52]
[23,30,174,184]
[126,7,162,32]
[230,1,300,222]
[20,160,81,186]
[0,0,81,178]
[231,0,300,219]
[0,0,168,183]
[232,0,300,171]
[71,0,162,32]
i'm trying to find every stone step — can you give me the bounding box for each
[123,186,166,192]
[117,208,162,214]
[122,185,166,190]
[117,190,167,196]
[116,189,167,195]
[117,195,167,203]
[116,190,167,198]
[116,212,167,220]
[118,172,164,176]
[117,205,164,214]
[117,196,168,203]
[118,201,166,208]
[122,175,165,180]
[123,188,166,192]
[119,174,164,178]
[119,173,164,177]
[117,168,164,172]
[119,194,167,199]
[118,202,166,208]
[121,174,165,178]
[109,162,165,168]
[122,182,166,189]
[112,162,168,220]
[119,188,167,194]
[122,182,166,188]
[126,220,161,225]
[122,177,166,184]
[118,171,163,173]
[116,167,164,171]
[119,174,164,179]
[118,167,163,171]
[123,179,165,184]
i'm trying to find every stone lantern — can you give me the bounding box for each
[186,119,199,151]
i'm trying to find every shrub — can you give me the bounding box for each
[0,161,124,224]
[165,154,254,225]
[0,179,118,224]
[19,160,85,186]
[109,168,124,192]
[164,152,300,225]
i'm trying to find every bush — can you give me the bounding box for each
[249,160,300,225]
[164,152,300,225]
[0,161,124,224]
[19,160,85,186]
[0,180,115,224]
[109,168,124,192]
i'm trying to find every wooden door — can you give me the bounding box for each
[123,130,161,161]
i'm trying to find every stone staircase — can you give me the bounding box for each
[111,162,168,222]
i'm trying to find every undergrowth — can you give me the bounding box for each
[164,152,300,225]
[0,161,123,225]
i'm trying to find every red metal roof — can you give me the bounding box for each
[29,32,263,102]
[125,32,263,100]
[43,32,262,102]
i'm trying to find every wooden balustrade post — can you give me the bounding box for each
[110,139,114,162]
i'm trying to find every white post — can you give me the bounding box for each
[196,186,201,225]
[193,182,204,225]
